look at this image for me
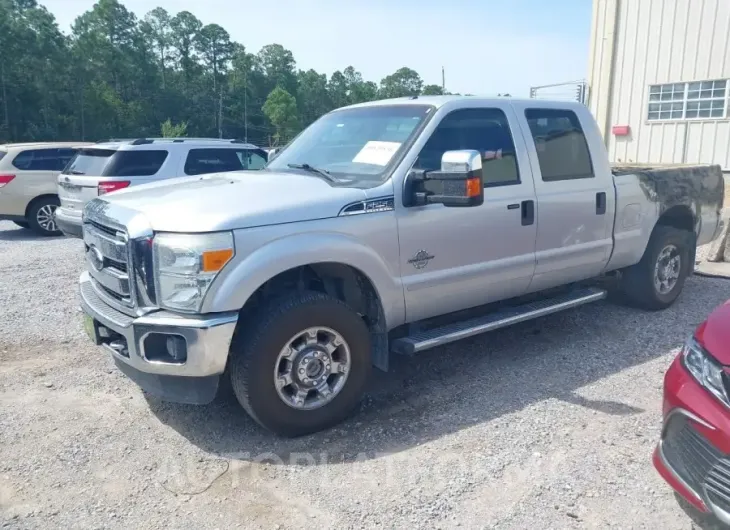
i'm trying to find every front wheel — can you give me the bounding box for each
[620,225,693,310]
[229,291,372,437]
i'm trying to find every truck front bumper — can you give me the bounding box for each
[79,271,238,404]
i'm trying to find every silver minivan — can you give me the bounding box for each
[56,138,268,238]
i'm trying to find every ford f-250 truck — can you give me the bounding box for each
[78,96,725,436]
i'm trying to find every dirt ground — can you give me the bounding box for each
[1,220,729,529]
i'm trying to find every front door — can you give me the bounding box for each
[397,105,538,323]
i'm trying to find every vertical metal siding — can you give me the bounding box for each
[588,0,730,169]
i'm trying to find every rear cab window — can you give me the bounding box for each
[64,149,168,177]
[184,148,267,175]
[524,108,594,181]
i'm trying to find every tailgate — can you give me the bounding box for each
[58,174,100,213]
[58,148,116,213]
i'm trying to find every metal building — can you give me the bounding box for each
[588,0,730,171]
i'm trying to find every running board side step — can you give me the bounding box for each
[391,287,607,355]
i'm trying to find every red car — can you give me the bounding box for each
[654,299,730,525]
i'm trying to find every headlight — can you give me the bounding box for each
[153,232,235,312]
[681,336,729,406]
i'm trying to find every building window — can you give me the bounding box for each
[686,80,726,118]
[647,80,728,121]
[648,83,685,120]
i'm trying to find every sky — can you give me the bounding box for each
[41,0,593,98]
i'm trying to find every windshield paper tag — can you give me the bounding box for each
[352,141,401,166]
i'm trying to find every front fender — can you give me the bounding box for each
[201,230,405,329]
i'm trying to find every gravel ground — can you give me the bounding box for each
[1,220,730,529]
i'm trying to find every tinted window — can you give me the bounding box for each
[103,150,168,177]
[524,109,594,181]
[238,150,267,170]
[56,148,77,171]
[414,108,520,187]
[185,148,245,175]
[64,149,116,175]
[12,148,73,171]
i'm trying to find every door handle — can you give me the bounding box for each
[507,203,520,210]
[521,200,535,226]
[596,192,607,215]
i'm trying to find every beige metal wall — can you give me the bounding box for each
[588,0,730,170]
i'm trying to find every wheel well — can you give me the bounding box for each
[239,263,390,371]
[654,205,697,264]
[656,205,695,234]
[24,194,59,218]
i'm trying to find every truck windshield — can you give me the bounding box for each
[266,104,434,186]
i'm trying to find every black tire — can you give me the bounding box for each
[620,225,693,310]
[13,221,30,229]
[229,291,372,437]
[27,196,61,236]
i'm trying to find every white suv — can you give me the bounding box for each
[55,138,268,238]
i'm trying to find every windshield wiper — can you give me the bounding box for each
[287,163,337,183]
[67,170,85,175]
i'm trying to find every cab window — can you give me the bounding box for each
[414,108,520,187]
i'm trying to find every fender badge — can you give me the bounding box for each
[408,250,434,270]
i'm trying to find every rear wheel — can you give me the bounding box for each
[13,221,30,229]
[229,291,372,437]
[27,197,61,236]
[620,225,693,310]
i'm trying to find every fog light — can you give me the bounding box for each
[166,335,187,362]
[143,333,187,364]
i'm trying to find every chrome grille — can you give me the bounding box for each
[83,221,134,309]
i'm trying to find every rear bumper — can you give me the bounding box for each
[79,271,238,404]
[654,355,730,524]
[55,207,83,238]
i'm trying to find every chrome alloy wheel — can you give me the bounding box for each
[36,204,58,233]
[273,327,351,410]
[654,244,682,295]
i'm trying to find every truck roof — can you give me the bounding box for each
[340,95,587,112]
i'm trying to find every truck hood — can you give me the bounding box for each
[100,170,368,232]
[697,300,730,365]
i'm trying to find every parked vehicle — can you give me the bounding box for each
[0,142,90,235]
[653,299,730,528]
[55,138,269,238]
[77,96,725,436]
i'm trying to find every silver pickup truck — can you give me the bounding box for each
[78,96,725,436]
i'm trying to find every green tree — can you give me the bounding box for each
[297,69,331,126]
[422,84,445,95]
[262,86,299,145]
[257,44,297,96]
[161,118,187,137]
[169,11,202,81]
[379,67,423,98]
[140,7,172,88]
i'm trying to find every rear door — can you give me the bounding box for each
[511,103,615,292]
[10,147,75,197]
